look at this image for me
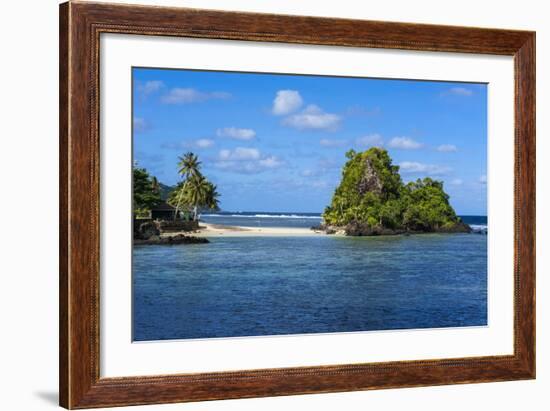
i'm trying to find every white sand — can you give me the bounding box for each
[189,223,335,237]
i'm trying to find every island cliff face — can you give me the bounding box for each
[322,148,471,236]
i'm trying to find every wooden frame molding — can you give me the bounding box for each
[59,1,535,408]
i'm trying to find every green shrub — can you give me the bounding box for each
[323,148,460,232]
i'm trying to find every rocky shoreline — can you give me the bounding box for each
[134,219,209,245]
[312,221,473,237]
[134,234,209,245]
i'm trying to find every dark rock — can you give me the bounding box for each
[311,224,337,234]
[344,221,402,236]
[434,222,472,233]
[157,219,199,233]
[343,220,471,237]
[316,219,472,237]
[358,157,383,196]
[137,221,160,240]
[135,234,209,245]
[310,224,326,231]
[345,221,373,236]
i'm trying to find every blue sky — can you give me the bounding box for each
[133,68,487,215]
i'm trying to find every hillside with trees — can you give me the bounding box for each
[322,148,470,236]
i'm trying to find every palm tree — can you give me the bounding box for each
[177,152,201,180]
[172,152,202,219]
[170,152,221,221]
[169,182,186,220]
[185,174,211,221]
[204,182,221,211]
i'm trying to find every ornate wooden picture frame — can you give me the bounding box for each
[59,1,535,408]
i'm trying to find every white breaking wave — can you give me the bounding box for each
[469,224,488,232]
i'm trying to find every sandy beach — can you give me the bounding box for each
[185,222,334,237]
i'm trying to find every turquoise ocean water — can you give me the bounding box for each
[133,213,487,341]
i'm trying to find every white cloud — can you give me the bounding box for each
[355,134,384,147]
[214,148,283,174]
[399,161,450,176]
[133,117,148,133]
[194,139,215,148]
[160,139,215,150]
[437,144,458,152]
[445,87,474,97]
[319,138,347,147]
[479,174,487,184]
[450,178,463,185]
[300,158,341,178]
[282,105,341,131]
[219,147,261,161]
[258,156,283,168]
[136,80,164,98]
[272,90,303,115]
[216,127,256,140]
[388,137,423,150]
[161,88,231,104]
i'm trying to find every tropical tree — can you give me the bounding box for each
[185,174,211,220]
[171,181,190,220]
[133,167,161,217]
[177,152,201,180]
[167,181,188,218]
[171,152,201,218]
[168,152,221,221]
[204,182,221,211]
[322,148,460,231]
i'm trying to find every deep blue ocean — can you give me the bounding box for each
[133,213,487,341]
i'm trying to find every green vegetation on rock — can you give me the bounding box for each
[322,148,469,234]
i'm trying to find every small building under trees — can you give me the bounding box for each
[151,201,177,220]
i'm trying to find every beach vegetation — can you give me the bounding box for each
[323,148,465,233]
[168,152,220,220]
[133,166,162,217]
[177,152,202,180]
